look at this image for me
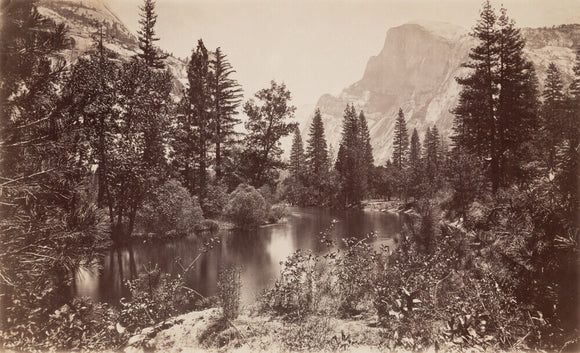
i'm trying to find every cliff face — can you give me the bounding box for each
[309,22,580,165]
[37,0,188,94]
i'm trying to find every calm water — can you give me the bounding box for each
[74,207,401,306]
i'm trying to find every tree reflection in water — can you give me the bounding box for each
[74,207,401,306]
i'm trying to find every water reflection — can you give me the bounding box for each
[74,207,401,306]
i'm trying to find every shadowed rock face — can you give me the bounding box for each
[308,22,580,165]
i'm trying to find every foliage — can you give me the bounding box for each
[223,184,268,229]
[217,265,241,321]
[138,179,203,237]
[0,2,110,349]
[358,111,374,196]
[289,125,306,180]
[453,1,539,190]
[334,235,378,316]
[44,298,123,351]
[262,250,318,319]
[335,104,366,206]
[267,203,288,223]
[242,81,297,187]
[136,0,168,68]
[305,108,330,188]
[392,108,409,170]
[279,177,319,206]
[175,39,212,203]
[210,47,243,181]
[120,265,194,332]
[202,183,229,219]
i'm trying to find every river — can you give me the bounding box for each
[73,207,401,306]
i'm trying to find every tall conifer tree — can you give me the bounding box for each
[210,47,242,181]
[453,1,537,190]
[392,108,409,170]
[359,111,374,195]
[409,128,421,170]
[541,63,566,170]
[335,104,363,206]
[290,125,305,180]
[306,108,329,184]
[137,0,167,68]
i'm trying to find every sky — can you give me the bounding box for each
[108,0,580,110]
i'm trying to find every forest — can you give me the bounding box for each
[0,0,578,352]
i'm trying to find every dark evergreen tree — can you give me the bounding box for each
[359,111,374,195]
[210,47,242,181]
[242,81,297,187]
[173,40,212,202]
[189,39,212,202]
[409,128,422,170]
[453,1,538,191]
[424,125,441,178]
[557,48,580,221]
[496,7,539,184]
[136,0,167,68]
[305,108,329,185]
[391,108,409,170]
[541,63,566,171]
[289,125,305,180]
[407,128,423,199]
[335,104,364,206]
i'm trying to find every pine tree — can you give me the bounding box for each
[174,39,212,201]
[453,1,538,191]
[541,63,566,170]
[335,104,364,206]
[407,128,423,199]
[558,48,580,220]
[392,108,409,170]
[210,47,242,181]
[496,6,539,184]
[424,125,441,183]
[306,108,329,184]
[290,125,305,180]
[137,0,167,68]
[359,111,374,195]
[409,128,421,170]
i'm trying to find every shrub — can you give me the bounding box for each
[334,235,378,316]
[223,184,268,229]
[45,298,123,351]
[139,179,203,237]
[267,203,288,223]
[217,265,241,321]
[119,264,193,332]
[261,250,318,319]
[373,217,547,351]
[194,219,220,233]
[203,183,229,219]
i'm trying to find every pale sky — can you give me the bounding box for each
[108,0,580,109]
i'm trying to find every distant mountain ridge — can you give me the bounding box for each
[305,22,580,165]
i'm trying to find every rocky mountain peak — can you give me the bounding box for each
[304,21,578,165]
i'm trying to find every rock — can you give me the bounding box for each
[123,346,144,353]
[127,334,145,347]
[142,327,155,338]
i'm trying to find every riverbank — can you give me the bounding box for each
[123,307,525,353]
[362,199,419,216]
